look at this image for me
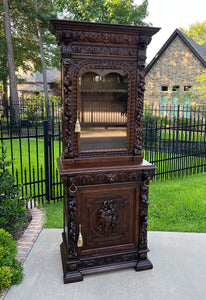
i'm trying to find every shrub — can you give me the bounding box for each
[143,112,160,146]
[0,148,26,233]
[0,228,23,293]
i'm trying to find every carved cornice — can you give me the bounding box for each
[138,36,152,50]
[58,30,139,46]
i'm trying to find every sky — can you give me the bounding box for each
[137,0,206,63]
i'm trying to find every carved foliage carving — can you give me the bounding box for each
[96,200,119,236]
[67,252,138,272]
[67,180,78,258]
[76,171,141,186]
[134,36,149,155]
[63,58,74,158]
[58,30,139,46]
[70,45,137,57]
[139,170,154,249]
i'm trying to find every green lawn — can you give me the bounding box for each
[2,139,61,175]
[148,172,206,232]
[43,172,206,232]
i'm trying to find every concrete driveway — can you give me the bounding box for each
[3,230,206,300]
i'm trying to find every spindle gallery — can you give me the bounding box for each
[50,19,160,283]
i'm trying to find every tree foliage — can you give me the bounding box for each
[194,69,206,103]
[54,0,150,26]
[0,148,26,233]
[180,21,206,45]
[0,0,59,85]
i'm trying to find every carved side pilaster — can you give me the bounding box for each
[139,170,153,249]
[67,178,78,258]
[134,36,152,155]
[62,58,74,158]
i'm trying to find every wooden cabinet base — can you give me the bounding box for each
[60,232,152,283]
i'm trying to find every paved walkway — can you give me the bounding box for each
[3,229,206,300]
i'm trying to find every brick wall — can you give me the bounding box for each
[145,36,205,106]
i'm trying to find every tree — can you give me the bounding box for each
[2,0,20,126]
[54,0,150,26]
[34,0,50,122]
[0,0,59,122]
[193,69,206,103]
[180,21,206,45]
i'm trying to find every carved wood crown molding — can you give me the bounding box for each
[138,36,152,50]
[57,30,139,46]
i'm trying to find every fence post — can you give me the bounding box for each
[175,105,180,153]
[43,120,50,203]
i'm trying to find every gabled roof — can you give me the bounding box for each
[146,29,206,74]
[19,84,51,92]
[20,68,60,83]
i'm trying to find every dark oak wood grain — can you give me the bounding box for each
[51,19,160,283]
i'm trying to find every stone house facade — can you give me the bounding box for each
[17,68,60,97]
[145,29,206,111]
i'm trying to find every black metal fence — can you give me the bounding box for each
[143,104,206,179]
[0,98,205,206]
[0,98,63,207]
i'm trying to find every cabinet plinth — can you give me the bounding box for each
[50,19,160,283]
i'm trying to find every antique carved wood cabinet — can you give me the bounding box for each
[50,19,160,283]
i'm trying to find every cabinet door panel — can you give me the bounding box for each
[78,184,139,256]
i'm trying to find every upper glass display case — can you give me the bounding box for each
[79,68,128,152]
[50,19,160,167]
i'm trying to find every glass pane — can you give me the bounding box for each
[160,95,168,116]
[79,69,128,151]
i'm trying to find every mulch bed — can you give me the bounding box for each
[11,210,33,241]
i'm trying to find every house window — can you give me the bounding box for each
[172,86,180,91]
[161,86,168,91]
[182,95,191,118]
[184,86,191,91]
[160,95,168,116]
[171,95,179,117]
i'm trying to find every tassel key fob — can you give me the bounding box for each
[77,224,83,247]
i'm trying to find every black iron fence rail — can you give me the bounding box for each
[0,98,205,206]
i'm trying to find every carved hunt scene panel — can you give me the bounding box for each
[78,185,139,255]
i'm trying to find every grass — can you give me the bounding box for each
[148,172,206,232]
[43,172,206,232]
[43,201,63,228]
[2,139,62,175]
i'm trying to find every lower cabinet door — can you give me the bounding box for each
[77,183,140,256]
